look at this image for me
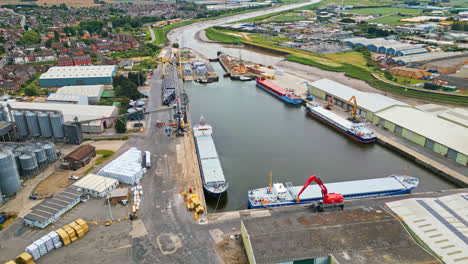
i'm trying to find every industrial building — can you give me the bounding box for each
[23,188,82,228]
[55,85,105,104]
[342,37,428,56]
[241,208,439,264]
[39,66,117,87]
[108,188,129,204]
[387,51,466,66]
[386,193,468,263]
[2,102,118,134]
[374,106,468,166]
[46,94,89,105]
[308,79,408,121]
[63,144,96,170]
[71,173,118,198]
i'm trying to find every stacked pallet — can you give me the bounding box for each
[185,193,204,220]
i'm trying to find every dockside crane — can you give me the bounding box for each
[323,96,334,110]
[301,81,315,101]
[345,96,360,121]
[296,175,344,212]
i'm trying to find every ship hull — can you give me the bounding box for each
[307,108,376,143]
[256,82,302,105]
[193,130,228,197]
[248,187,414,209]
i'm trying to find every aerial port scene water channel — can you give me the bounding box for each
[0,0,467,263]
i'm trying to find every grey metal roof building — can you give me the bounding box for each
[387,51,465,65]
[46,94,89,105]
[241,208,439,264]
[72,173,118,198]
[23,188,82,229]
[386,193,468,263]
[308,79,408,121]
[55,85,105,104]
[374,106,468,166]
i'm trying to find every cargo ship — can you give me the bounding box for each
[256,77,302,105]
[306,103,376,143]
[248,175,419,209]
[193,117,229,196]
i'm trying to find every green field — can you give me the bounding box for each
[270,15,308,22]
[346,7,422,16]
[371,15,412,25]
[206,28,241,44]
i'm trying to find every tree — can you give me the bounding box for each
[0,45,5,54]
[128,71,145,86]
[20,30,40,45]
[54,30,59,41]
[24,86,38,96]
[45,38,53,48]
[115,118,126,133]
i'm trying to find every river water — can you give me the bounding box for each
[171,2,456,212]
[185,63,456,212]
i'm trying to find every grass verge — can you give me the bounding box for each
[96,150,115,165]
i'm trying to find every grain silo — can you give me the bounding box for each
[43,143,57,162]
[0,148,21,196]
[50,113,64,138]
[38,112,53,138]
[33,146,47,168]
[19,153,39,177]
[25,112,40,137]
[14,111,28,137]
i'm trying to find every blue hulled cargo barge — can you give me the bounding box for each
[306,103,376,143]
[248,175,419,209]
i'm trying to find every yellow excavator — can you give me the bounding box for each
[345,96,360,121]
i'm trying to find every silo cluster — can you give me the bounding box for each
[0,142,58,181]
[13,111,64,139]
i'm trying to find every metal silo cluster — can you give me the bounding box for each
[13,111,64,139]
[0,142,58,181]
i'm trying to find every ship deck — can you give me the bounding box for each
[249,176,417,204]
[194,130,226,185]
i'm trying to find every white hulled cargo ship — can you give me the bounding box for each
[193,117,229,196]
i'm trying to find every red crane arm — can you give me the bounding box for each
[296,175,329,203]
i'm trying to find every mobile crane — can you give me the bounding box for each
[323,96,334,110]
[345,96,360,122]
[296,175,344,212]
[301,81,315,101]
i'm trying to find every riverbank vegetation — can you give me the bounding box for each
[205,27,468,104]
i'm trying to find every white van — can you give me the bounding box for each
[145,151,151,168]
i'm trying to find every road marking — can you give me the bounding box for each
[156,233,182,255]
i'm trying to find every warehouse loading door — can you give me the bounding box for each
[360,110,367,119]
[446,148,457,161]
[395,125,403,136]
[424,138,435,150]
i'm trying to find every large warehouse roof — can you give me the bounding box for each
[386,193,468,264]
[391,51,465,64]
[376,106,468,155]
[242,208,439,264]
[47,94,88,104]
[40,66,116,79]
[72,174,118,194]
[24,188,81,223]
[311,79,408,113]
[1,101,117,123]
[437,108,468,128]
[56,85,105,98]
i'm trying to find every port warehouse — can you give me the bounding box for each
[342,37,429,56]
[308,79,468,166]
[23,188,82,229]
[54,85,105,105]
[387,51,467,66]
[386,193,468,263]
[39,66,117,87]
[71,174,118,198]
[241,208,440,264]
[1,102,118,134]
[46,94,89,105]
